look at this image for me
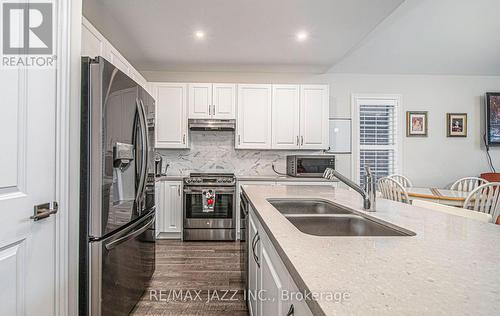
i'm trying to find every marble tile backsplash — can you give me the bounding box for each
[157,131,323,176]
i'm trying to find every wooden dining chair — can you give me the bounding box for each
[450,177,489,192]
[412,200,493,223]
[463,182,500,218]
[388,174,413,188]
[378,177,410,204]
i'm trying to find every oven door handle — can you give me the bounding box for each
[183,187,235,193]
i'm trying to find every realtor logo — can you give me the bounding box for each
[3,2,53,54]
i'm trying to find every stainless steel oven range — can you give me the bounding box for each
[183,173,236,241]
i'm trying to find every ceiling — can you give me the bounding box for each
[83,0,500,75]
[329,0,500,75]
[83,0,404,73]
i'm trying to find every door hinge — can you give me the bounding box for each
[31,201,58,221]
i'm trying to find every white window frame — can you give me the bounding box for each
[351,94,404,185]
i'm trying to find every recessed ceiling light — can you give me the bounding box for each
[195,31,205,39]
[296,31,308,42]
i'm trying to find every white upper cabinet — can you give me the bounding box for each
[154,83,189,149]
[213,84,237,119]
[299,85,329,149]
[81,18,149,92]
[272,85,300,149]
[188,83,212,119]
[188,83,236,119]
[236,84,272,149]
[271,84,329,150]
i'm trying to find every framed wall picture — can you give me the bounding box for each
[406,111,428,137]
[446,113,467,137]
[486,92,500,146]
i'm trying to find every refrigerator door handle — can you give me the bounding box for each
[105,215,155,250]
[139,99,149,197]
[134,98,148,205]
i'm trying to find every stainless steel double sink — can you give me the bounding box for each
[267,199,415,237]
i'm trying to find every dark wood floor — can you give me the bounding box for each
[131,240,249,316]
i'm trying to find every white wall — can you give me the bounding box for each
[144,70,500,187]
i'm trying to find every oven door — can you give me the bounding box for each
[183,187,235,229]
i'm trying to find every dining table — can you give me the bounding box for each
[406,187,469,207]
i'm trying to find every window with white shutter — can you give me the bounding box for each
[352,96,401,187]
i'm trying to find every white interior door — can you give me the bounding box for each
[272,85,300,149]
[0,66,58,315]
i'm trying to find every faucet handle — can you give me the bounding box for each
[364,165,373,177]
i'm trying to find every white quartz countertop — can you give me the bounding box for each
[155,174,337,182]
[241,185,500,316]
[237,175,338,182]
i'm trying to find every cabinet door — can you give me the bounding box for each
[248,213,260,316]
[299,85,329,149]
[188,83,212,119]
[213,84,236,119]
[155,83,188,148]
[237,84,272,149]
[162,182,183,233]
[272,85,300,149]
[260,246,284,316]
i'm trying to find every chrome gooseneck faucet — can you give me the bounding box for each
[323,166,376,212]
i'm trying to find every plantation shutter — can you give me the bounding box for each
[358,100,398,187]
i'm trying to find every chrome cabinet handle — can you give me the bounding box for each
[31,202,58,221]
[252,234,261,268]
[286,304,294,316]
[251,233,258,265]
[296,136,299,146]
[182,134,186,144]
[238,135,241,145]
[300,136,304,146]
[178,185,180,196]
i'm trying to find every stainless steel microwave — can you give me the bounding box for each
[286,155,335,177]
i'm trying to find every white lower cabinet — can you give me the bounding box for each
[248,206,313,316]
[156,181,183,239]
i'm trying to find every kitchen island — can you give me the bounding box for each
[242,185,500,316]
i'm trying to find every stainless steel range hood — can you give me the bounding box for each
[189,119,235,131]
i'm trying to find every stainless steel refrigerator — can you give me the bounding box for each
[80,57,156,316]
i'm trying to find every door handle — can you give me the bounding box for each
[105,216,155,250]
[135,99,148,205]
[296,136,299,146]
[300,136,304,146]
[286,304,295,316]
[178,185,181,196]
[31,202,58,221]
